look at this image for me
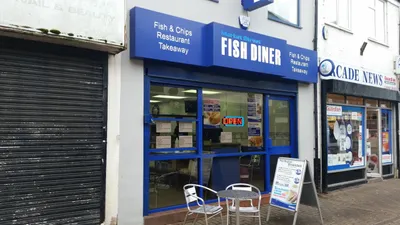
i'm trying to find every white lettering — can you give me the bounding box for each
[221,37,228,56]
[251,44,258,61]
[233,40,240,58]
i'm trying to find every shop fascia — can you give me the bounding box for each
[131,7,318,83]
[319,59,398,90]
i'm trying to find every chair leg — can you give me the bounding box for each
[258,212,262,225]
[204,214,208,225]
[226,208,230,225]
[193,214,199,224]
[183,212,189,225]
[220,212,223,224]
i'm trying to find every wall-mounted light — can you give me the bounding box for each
[360,42,368,56]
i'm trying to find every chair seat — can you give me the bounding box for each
[229,205,259,213]
[192,205,223,214]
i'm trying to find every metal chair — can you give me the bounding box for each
[183,184,223,225]
[225,183,262,225]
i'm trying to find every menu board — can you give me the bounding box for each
[270,158,306,212]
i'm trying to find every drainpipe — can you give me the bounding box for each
[397,20,400,178]
[313,0,320,191]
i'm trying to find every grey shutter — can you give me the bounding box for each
[0,38,106,225]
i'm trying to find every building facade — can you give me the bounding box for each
[108,0,318,224]
[0,1,124,225]
[316,0,400,191]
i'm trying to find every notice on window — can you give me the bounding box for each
[270,158,306,212]
[179,136,193,148]
[156,136,171,149]
[220,132,232,143]
[327,105,342,116]
[156,122,171,133]
[179,122,193,133]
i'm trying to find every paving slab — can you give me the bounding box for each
[182,179,400,225]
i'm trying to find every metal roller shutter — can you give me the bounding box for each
[0,38,107,225]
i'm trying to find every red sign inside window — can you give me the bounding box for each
[222,116,245,127]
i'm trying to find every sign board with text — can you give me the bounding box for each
[267,158,324,225]
[0,0,125,48]
[130,7,318,83]
[319,59,398,90]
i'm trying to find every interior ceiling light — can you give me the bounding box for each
[183,90,221,94]
[150,100,161,103]
[153,95,188,99]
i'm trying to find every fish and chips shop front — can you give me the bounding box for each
[127,6,318,220]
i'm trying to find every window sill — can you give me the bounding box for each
[268,16,302,29]
[368,38,389,48]
[325,22,353,34]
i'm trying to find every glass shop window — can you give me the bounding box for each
[379,101,391,108]
[365,99,379,107]
[346,96,363,105]
[327,94,345,104]
[327,107,364,170]
[202,89,264,152]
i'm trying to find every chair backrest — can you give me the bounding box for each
[226,183,261,208]
[184,185,198,204]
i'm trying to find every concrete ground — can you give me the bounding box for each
[185,179,400,225]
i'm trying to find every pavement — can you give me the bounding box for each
[184,179,400,225]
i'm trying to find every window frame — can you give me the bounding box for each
[267,0,301,28]
[143,76,298,215]
[368,0,388,45]
[325,0,352,31]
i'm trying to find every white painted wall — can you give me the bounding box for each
[318,0,400,74]
[111,0,317,224]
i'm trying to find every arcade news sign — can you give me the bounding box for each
[318,59,398,90]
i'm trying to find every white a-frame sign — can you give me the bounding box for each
[266,157,324,225]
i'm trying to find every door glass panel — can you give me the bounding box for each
[381,110,392,164]
[269,100,290,146]
[366,109,380,175]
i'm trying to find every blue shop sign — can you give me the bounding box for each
[242,0,274,11]
[130,7,318,83]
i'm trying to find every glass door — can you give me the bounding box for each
[366,108,380,177]
[266,96,296,191]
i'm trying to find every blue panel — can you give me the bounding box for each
[242,0,274,11]
[130,7,205,66]
[286,45,318,83]
[146,63,298,94]
[130,7,318,83]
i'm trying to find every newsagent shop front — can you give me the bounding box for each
[130,7,318,215]
[319,59,399,191]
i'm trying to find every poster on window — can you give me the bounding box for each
[382,131,392,164]
[248,123,263,147]
[247,93,262,122]
[203,99,221,127]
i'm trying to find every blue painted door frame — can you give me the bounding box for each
[143,76,298,215]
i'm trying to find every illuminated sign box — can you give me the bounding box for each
[222,116,245,127]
